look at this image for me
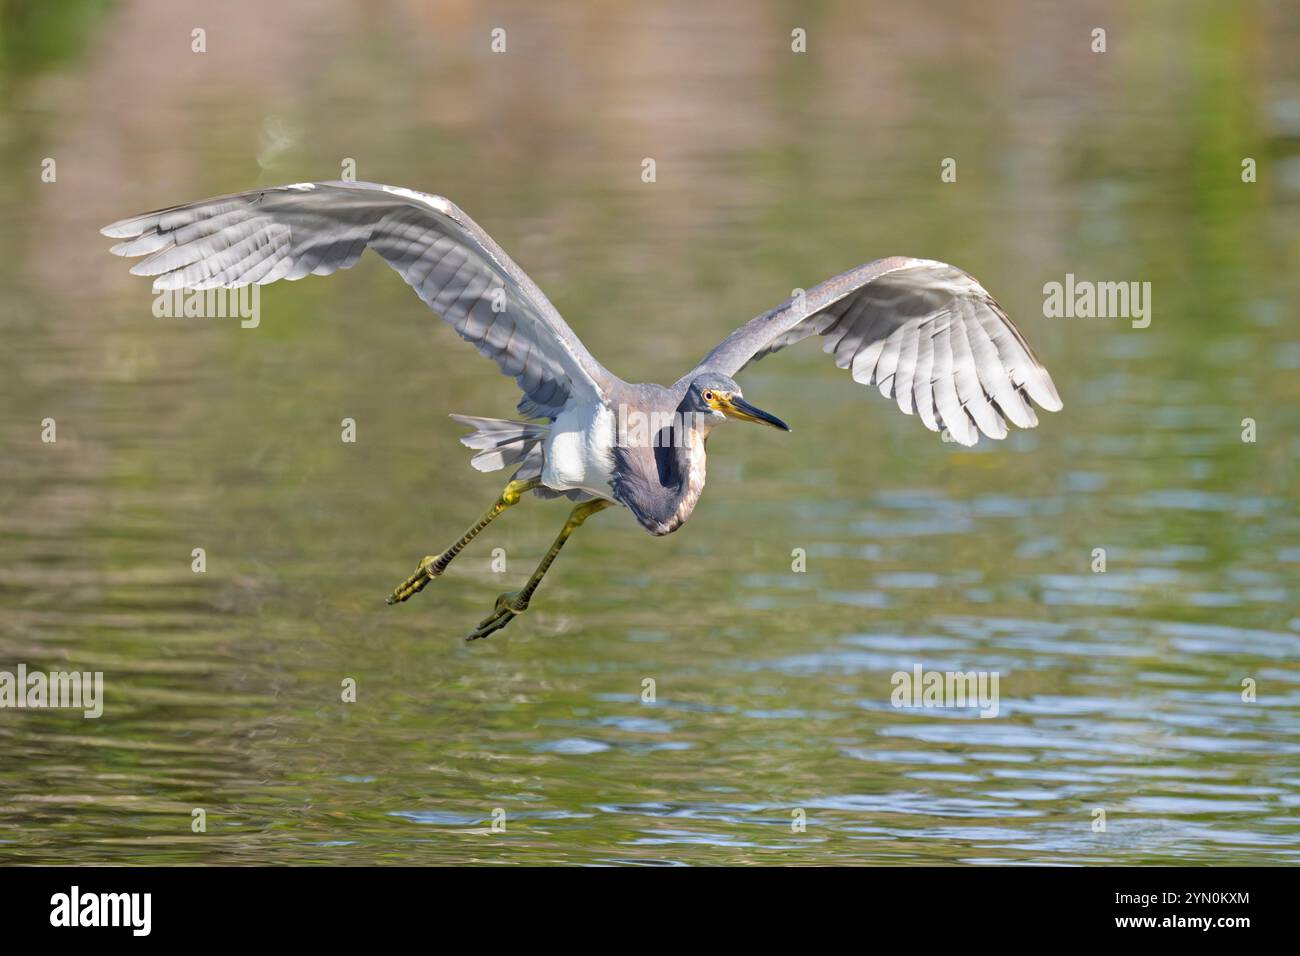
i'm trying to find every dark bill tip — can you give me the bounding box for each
[728,395,791,432]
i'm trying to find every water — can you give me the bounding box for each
[1,0,1298,865]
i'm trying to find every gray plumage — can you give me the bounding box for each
[100,180,609,421]
[686,256,1062,447]
[102,181,1063,537]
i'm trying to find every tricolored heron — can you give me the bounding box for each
[102,181,1062,640]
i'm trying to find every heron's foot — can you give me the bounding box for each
[385,555,443,605]
[466,591,529,641]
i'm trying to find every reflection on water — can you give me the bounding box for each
[1,0,1298,864]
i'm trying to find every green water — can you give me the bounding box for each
[1,1,1298,865]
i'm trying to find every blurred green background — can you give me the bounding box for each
[0,0,1297,864]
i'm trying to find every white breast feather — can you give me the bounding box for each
[542,402,616,498]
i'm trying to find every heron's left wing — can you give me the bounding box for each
[101,181,610,419]
[682,257,1062,446]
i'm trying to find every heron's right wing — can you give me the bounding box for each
[101,181,610,419]
[683,257,1061,446]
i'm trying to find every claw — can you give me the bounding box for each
[466,591,528,641]
[386,555,442,605]
[386,479,543,607]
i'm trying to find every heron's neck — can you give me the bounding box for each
[612,402,715,536]
[659,407,711,533]
[611,405,709,536]
[672,421,708,501]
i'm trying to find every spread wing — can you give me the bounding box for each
[101,180,610,419]
[685,256,1062,446]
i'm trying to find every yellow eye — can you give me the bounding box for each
[703,390,715,403]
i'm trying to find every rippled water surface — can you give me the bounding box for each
[1,0,1298,865]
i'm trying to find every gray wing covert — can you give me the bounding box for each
[687,257,1062,446]
[102,180,609,419]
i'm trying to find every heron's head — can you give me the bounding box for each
[684,372,790,432]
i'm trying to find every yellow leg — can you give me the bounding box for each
[466,497,613,641]
[386,478,540,605]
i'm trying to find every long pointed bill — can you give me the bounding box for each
[717,394,791,431]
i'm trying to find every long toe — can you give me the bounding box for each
[462,606,517,642]
[466,609,514,641]
[387,557,442,605]
[464,591,528,640]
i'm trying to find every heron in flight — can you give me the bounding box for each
[102,181,1062,640]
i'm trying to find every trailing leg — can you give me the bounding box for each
[466,498,614,640]
[386,478,540,605]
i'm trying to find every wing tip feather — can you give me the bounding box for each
[101,220,143,239]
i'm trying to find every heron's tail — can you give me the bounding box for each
[449,414,549,479]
